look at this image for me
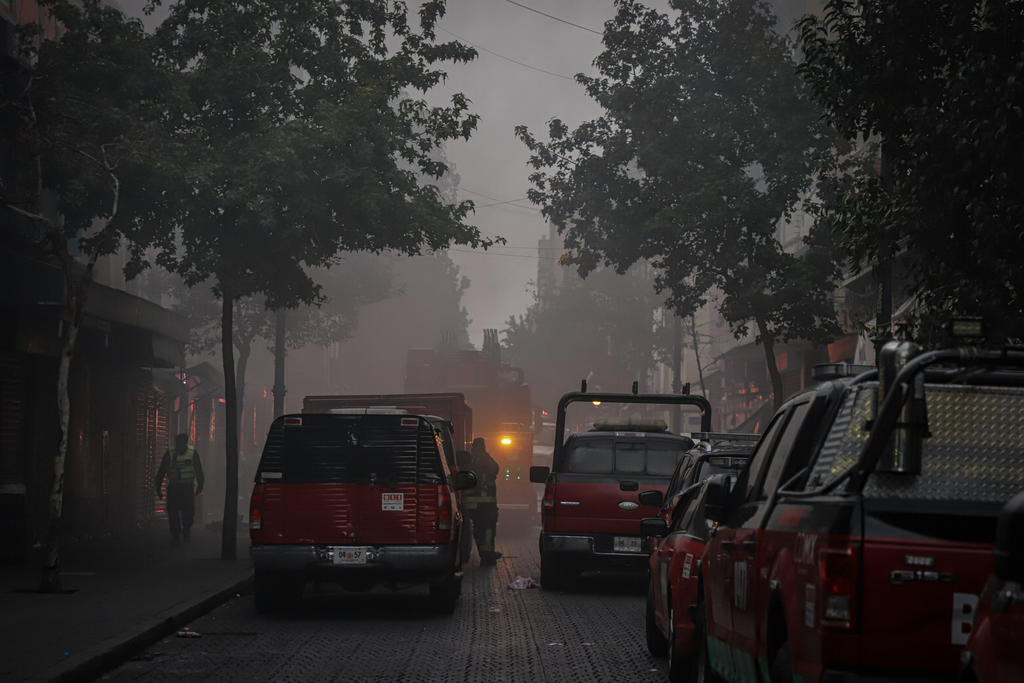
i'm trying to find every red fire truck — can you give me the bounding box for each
[405,330,535,519]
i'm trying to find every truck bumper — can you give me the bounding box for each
[539,532,648,567]
[821,670,955,683]
[251,543,458,579]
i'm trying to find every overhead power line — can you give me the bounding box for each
[459,186,540,211]
[439,27,574,81]
[449,247,562,261]
[504,0,603,35]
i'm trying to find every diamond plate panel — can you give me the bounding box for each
[809,382,1024,503]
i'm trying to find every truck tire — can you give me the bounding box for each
[254,571,303,614]
[770,641,794,683]
[694,592,723,683]
[460,518,474,564]
[429,571,461,614]
[667,599,692,682]
[645,583,669,656]
[541,553,575,590]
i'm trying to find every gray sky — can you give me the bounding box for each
[429,0,620,342]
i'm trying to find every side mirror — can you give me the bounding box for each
[529,466,550,483]
[641,517,669,538]
[703,473,734,524]
[452,469,478,491]
[619,480,639,492]
[638,490,664,507]
[994,490,1024,582]
[455,450,471,470]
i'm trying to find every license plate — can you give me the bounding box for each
[331,546,370,565]
[382,492,404,511]
[613,536,643,553]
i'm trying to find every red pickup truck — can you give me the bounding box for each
[695,344,1024,683]
[529,388,711,590]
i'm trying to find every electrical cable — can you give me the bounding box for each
[448,247,563,260]
[504,0,602,35]
[439,27,575,81]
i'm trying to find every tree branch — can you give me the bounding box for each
[4,202,53,225]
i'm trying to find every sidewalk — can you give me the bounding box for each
[0,523,253,683]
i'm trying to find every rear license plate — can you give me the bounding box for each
[331,546,370,565]
[382,492,404,511]
[613,536,642,553]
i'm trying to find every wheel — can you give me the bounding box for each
[645,582,669,656]
[541,553,573,590]
[460,518,474,564]
[770,641,794,683]
[694,592,722,683]
[666,596,695,682]
[254,571,303,614]
[429,572,461,614]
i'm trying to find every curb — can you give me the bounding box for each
[44,572,254,683]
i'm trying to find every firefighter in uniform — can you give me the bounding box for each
[154,433,204,546]
[462,437,502,566]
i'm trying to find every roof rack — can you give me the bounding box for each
[591,417,668,432]
[692,431,760,442]
[812,362,876,381]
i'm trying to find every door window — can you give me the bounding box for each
[757,402,811,499]
[741,412,787,501]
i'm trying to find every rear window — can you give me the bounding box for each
[564,437,692,476]
[256,414,444,485]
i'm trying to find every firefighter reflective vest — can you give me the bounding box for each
[168,446,197,483]
[463,454,497,508]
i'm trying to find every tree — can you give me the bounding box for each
[139,0,490,559]
[0,0,169,591]
[516,0,842,409]
[798,1,1024,343]
[503,265,670,411]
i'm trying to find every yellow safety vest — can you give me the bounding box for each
[168,446,197,483]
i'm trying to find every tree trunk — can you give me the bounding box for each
[671,315,682,433]
[272,308,286,418]
[220,290,239,561]
[235,337,251,455]
[40,256,96,592]
[756,316,785,412]
[689,315,707,399]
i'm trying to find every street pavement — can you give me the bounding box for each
[97,524,664,683]
[0,523,253,683]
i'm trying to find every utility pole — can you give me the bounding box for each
[874,146,894,360]
[272,308,286,418]
[671,314,682,433]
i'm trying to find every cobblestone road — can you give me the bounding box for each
[99,524,669,683]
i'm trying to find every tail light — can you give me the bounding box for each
[249,485,264,531]
[437,485,453,532]
[542,480,555,510]
[818,544,859,630]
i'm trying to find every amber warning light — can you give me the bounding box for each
[500,436,513,446]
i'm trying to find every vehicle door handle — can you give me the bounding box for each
[741,540,756,554]
[721,540,734,551]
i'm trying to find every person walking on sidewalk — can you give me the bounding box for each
[462,437,502,566]
[154,433,204,546]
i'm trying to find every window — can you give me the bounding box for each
[564,437,689,475]
[565,439,614,473]
[758,402,810,499]
[742,412,787,500]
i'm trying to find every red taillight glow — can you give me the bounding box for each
[818,545,858,629]
[437,485,453,531]
[249,486,264,531]
[542,481,555,509]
